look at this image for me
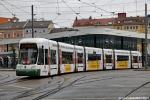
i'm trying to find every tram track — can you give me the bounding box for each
[120,81,150,100]
[72,72,150,86]
[31,72,147,100]
[1,70,150,100]
[8,75,87,100]
[0,77,28,86]
[0,74,10,81]
[32,75,86,100]
[9,76,62,100]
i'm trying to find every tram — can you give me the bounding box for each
[16,38,142,76]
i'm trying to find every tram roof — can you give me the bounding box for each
[20,38,56,44]
[0,27,149,45]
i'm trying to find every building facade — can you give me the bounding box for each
[0,27,148,68]
[73,13,145,33]
[0,20,54,52]
[113,13,145,33]
[73,16,114,28]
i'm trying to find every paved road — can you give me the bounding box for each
[0,70,150,100]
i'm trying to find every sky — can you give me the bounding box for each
[0,0,150,27]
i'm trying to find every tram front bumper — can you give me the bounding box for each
[16,69,40,76]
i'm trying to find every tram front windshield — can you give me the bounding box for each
[19,43,38,65]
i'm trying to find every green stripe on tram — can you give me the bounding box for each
[16,69,40,76]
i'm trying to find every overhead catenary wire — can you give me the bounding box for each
[2,0,30,14]
[0,0,148,27]
[61,0,84,18]
[0,0,15,16]
[77,0,115,14]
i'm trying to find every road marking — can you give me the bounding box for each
[9,85,32,90]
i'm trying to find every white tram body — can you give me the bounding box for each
[48,40,59,76]
[103,49,114,70]
[131,51,142,69]
[16,38,56,76]
[115,50,131,69]
[58,42,75,73]
[16,38,143,77]
[85,47,103,71]
[74,45,85,72]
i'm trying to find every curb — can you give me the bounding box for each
[134,68,150,71]
[0,69,15,71]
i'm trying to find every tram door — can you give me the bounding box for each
[49,41,59,76]
[131,51,142,69]
[103,49,114,70]
[85,47,103,71]
[38,46,49,76]
[74,46,85,72]
[131,51,139,68]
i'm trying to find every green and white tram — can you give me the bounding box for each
[16,38,58,76]
[16,38,143,77]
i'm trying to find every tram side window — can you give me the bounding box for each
[117,55,129,61]
[38,48,44,65]
[139,56,142,62]
[105,55,112,63]
[88,54,101,61]
[133,56,138,63]
[45,49,48,65]
[50,50,56,64]
[62,52,73,64]
[78,53,83,63]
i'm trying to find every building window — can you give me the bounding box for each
[8,34,10,38]
[117,26,120,29]
[130,26,132,29]
[136,26,138,29]
[127,26,129,29]
[17,34,20,37]
[4,34,7,38]
[124,26,126,29]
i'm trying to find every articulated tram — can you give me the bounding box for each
[16,38,142,76]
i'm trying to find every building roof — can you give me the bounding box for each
[24,20,53,28]
[73,13,145,27]
[0,27,148,45]
[0,17,12,24]
[73,18,114,27]
[0,20,53,30]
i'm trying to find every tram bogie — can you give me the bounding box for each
[16,38,143,77]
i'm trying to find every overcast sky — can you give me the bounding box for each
[0,0,150,27]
